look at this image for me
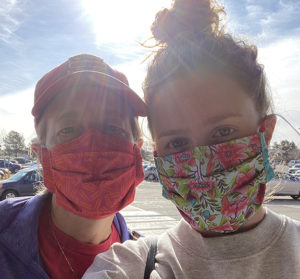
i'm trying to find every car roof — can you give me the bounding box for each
[19,166,42,173]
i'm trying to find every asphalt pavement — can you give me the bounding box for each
[121,181,300,236]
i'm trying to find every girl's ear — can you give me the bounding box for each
[260,114,277,146]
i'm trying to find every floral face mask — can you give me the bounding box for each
[154,133,274,233]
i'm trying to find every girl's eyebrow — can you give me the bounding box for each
[158,129,188,138]
[205,113,242,124]
[157,113,242,138]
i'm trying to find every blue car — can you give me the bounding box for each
[0,167,43,200]
[0,159,21,174]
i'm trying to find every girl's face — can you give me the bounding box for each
[37,85,135,149]
[151,73,262,156]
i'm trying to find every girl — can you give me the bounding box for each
[0,54,146,278]
[84,1,300,278]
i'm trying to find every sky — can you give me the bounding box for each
[0,0,299,147]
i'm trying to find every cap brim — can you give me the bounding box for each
[32,71,146,120]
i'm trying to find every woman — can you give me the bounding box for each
[0,53,146,278]
[84,1,300,278]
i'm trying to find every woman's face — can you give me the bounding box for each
[151,73,261,156]
[38,85,135,149]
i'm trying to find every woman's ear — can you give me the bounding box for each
[137,139,143,149]
[31,143,42,160]
[260,114,277,146]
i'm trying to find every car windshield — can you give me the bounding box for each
[5,171,30,181]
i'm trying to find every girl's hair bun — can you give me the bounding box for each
[151,0,224,45]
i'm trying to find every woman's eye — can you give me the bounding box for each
[212,127,235,138]
[58,127,74,135]
[103,125,129,139]
[166,138,189,150]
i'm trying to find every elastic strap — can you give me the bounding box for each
[144,237,158,279]
[259,132,275,182]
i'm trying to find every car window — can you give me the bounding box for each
[6,171,28,181]
[25,172,39,182]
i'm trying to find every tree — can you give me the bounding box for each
[272,140,300,163]
[28,137,39,159]
[3,131,26,157]
[0,129,6,156]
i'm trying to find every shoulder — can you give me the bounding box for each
[265,209,300,248]
[84,236,160,279]
[0,197,32,230]
[277,211,300,236]
[266,208,300,229]
[83,225,184,279]
[0,194,49,232]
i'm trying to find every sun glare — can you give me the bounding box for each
[81,0,171,44]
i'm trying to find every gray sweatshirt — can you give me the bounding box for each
[84,209,300,279]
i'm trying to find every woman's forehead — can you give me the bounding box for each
[47,85,130,117]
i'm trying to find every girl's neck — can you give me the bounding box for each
[193,207,266,237]
[50,195,114,245]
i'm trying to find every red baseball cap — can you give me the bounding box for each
[32,54,146,123]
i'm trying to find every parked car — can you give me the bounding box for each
[288,164,300,174]
[0,168,10,180]
[143,160,151,170]
[295,170,300,179]
[144,165,159,181]
[13,157,27,164]
[288,160,300,167]
[0,167,43,200]
[23,160,37,167]
[0,159,21,174]
[267,172,300,200]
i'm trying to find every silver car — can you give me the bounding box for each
[267,172,300,200]
[144,165,159,182]
[288,164,300,174]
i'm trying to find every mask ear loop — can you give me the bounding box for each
[257,116,275,182]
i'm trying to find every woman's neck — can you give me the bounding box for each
[50,195,114,245]
[193,207,266,237]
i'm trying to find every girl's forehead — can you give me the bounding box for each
[150,73,259,132]
[154,73,253,110]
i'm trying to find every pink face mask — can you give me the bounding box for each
[40,129,144,219]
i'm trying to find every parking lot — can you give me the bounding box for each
[121,181,300,236]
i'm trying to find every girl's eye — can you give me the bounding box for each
[212,127,235,138]
[166,138,189,150]
[58,127,74,135]
[103,125,129,139]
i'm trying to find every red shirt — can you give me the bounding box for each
[38,201,121,278]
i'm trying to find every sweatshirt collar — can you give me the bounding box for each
[170,208,286,260]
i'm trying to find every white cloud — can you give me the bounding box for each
[224,1,300,147]
[252,1,299,42]
[0,87,36,144]
[258,37,300,147]
[0,0,24,43]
